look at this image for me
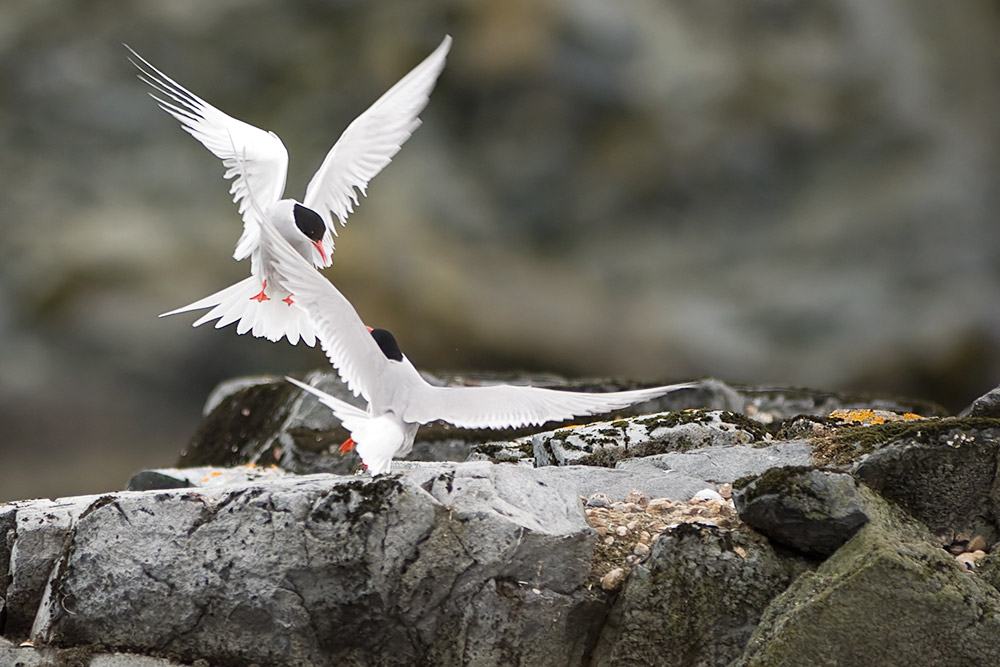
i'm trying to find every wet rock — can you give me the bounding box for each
[591,524,809,667]
[733,468,870,558]
[734,493,1000,667]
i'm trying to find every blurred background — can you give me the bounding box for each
[2,0,999,502]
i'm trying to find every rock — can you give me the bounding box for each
[734,493,1000,667]
[0,636,183,666]
[956,551,987,570]
[959,384,1000,417]
[590,524,809,667]
[530,465,714,502]
[692,488,724,502]
[5,496,100,638]
[124,470,195,492]
[586,493,612,508]
[533,410,771,467]
[24,464,609,667]
[125,464,291,492]
[617,440,814,482]
[851,418,1000,543]
[733,467,870,557]
[601,567,626,592]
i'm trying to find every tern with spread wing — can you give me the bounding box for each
[251,207,696,474]
[128,37,451,345]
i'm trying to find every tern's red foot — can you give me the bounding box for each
[339,438,355,454]
[250,280,270,303]
[283,294,295,306]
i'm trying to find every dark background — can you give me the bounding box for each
[2,0,1000,502]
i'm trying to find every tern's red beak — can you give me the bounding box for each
[365,326,373,333]
[312,240,327,264]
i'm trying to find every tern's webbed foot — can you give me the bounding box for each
[250,280,270,303]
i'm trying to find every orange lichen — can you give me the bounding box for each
[829,409,925,426]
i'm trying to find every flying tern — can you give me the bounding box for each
[127,37,452,345]
[249,207,696,475]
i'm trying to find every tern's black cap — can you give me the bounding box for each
[293,204,325,243]
[370,328,403,362]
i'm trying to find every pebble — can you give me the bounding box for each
[692,488,723,502]
[956,551,986,570]
[615,525,628,537]
[967,535,988,553]
[625,489,649,507]
[633,542,651,558]
[586,493,612,508]
[647,498,673,512]
[602,567,627,592]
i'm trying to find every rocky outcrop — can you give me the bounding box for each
[2,380,1000,666]
[734,470,1000,666]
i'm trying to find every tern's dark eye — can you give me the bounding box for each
[370,328,403,362]
[293,204,325,243]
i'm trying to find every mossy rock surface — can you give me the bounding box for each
[591,523,810,667]
[735,491,1000,667]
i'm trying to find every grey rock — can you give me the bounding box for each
[0,636,183,666]
[533,410,771,468]
[734,491,1000,667]
[0,637,58,667]
[617,440,814,483]
[853,421,1000,543]
[960,384,1000,417]
[734,468,870,557]
[591,524,809,667]
[6,496,101,638]
[531,465,716,502]
[25,464,604,667]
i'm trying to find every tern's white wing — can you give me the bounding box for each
[402,382,697,429]
[127,45,289,261]
[256,210,390,402]
[302,36,451,233]
[285,377,369,424]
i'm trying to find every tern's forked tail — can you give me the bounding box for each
[160,275,316,346]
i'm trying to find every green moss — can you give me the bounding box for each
[811,416,1000,465]
[636,409,770,442]
[576,446,627,468]
[738,466,819,499]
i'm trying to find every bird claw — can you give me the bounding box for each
[339,438,355,454]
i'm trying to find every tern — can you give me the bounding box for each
[250,204,697,475]
[127,37,452,345]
